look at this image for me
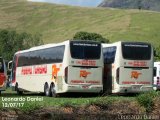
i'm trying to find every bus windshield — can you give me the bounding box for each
[70,41,101,59]
[122,42,151,60]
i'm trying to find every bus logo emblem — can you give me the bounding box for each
[80,70,91,78]
[52,65,60,80]
[131,71,142,79]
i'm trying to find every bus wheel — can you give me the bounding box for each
[50,83,56,97]
[15,83,23,95]
[44,83,50,96]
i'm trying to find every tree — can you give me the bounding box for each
[73,31,109,43]
[0,29,43,60]
[154,46,160,61]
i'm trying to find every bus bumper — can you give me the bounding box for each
[64,84,103,93]
[112,85,153,94]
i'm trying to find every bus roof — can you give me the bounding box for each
[154,62,160,65]
[14,40,70,55]
[15,40,101,55]
[102,41,151,48]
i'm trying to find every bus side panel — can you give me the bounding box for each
[153,63,160,90]
[16,64,56,92]
[0,73,7,91]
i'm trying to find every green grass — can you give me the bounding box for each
[0,0,160,47]
[136,90,160,112]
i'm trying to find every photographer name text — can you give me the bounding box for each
[1,97,43,108]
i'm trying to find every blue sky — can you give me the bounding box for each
[28,0,103,7]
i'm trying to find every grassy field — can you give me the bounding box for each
[0,0,160,47]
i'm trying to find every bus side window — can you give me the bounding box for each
[103,46,117,64]
[153,67,157,77]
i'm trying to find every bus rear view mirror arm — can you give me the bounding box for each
[8,61,12,71]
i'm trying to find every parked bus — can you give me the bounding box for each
[102,41,153,94]
[0,57,7,94]
[153,62,160,90]
[10,40,103,97]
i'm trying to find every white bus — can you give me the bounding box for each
[10,40,103,97]
[0,57,7,95]
[153,62,160,90]
[102,41,153,94]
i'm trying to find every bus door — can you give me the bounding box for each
[10,55,18,90]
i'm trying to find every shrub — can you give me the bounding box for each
[136,91,160,112]
[73,31,109,43]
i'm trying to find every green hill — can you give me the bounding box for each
[99,0,160,12]
[0,0,160,47]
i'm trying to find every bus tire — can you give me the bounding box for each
[44,83,50,96]
[50,83,56,97]
[15,83,23,95]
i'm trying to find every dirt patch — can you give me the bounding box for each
[106,100,145,115]
[150,97,160,115]
[62,107,74,114]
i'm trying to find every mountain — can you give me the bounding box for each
[98,0,160,12]
[0,0,160,47]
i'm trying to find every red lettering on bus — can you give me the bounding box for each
[76,60,96,66]
[86,81,100,84]
[137,82,151,84]
[133,61,147,67]
[71,80,84,83]
[21,67,32,75]
[34,65,47,74]
[122,81,136,84]
[122,81,150,85]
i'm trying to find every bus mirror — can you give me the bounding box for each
[8,61,12,71]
